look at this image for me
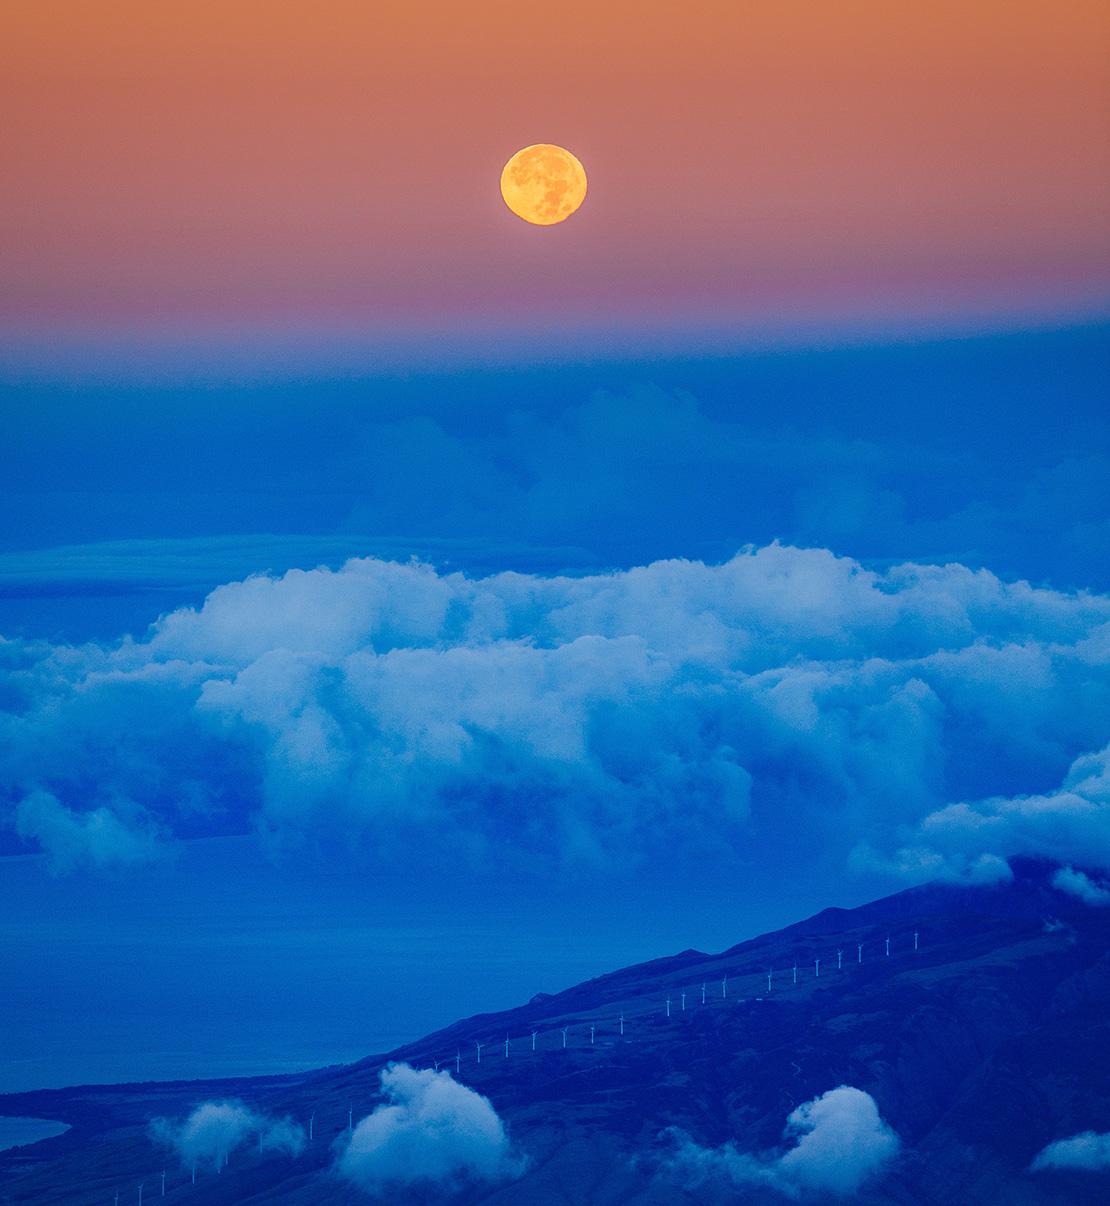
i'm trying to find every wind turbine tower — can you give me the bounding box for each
[857,942,863,963]
[837,948,843,970]
[475,1040,483,1064]
[561,1026,569,1049]
[885,936,891,957]
[815,957,820,978]
[701,982,707,1005]
[914,930,919,952]
[793,963,797,985]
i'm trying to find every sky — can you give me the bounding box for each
[1,0,1108,1091]
[3,0,1109,360]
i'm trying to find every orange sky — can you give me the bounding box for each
[3,0,1109,342]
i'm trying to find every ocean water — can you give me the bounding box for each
[0,836,878,1094]
[0,1117,70,1152]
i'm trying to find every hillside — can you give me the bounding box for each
[3,859,1109,1204]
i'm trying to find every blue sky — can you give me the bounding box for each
[1,321,1108,1088]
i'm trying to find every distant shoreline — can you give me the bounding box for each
[0,1116,70,1153]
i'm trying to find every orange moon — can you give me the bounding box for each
[500,144,588,226]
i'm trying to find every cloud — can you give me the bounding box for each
[1031,1130,1110,1172]
[14,790,161,873]
[669,1085,899,1198]
[1052,865,1110,906]
[337,1063,524,1192]
[2,544,1110,877]
[151,1100,305,1171]
[865,742,1110,883]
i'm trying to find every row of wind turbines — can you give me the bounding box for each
[108,927,922,1202]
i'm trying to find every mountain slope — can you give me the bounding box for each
[3,860,1109,1204]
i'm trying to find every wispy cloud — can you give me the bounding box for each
[1052,864,1110,906]
[151,1100,304,1171]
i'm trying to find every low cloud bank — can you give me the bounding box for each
[3,544,1109,877]
[151,1100,305,1171]
[669,1085,899,1198]
[338,1063,524,1192]
[1032,1130,1110,1172]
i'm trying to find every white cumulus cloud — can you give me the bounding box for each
[338,1063,524,1192]
[669,1084,899,1198]
[1032,1130,1110,1172]
[3,545,1110,877]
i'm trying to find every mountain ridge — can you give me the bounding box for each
[3,860,1108,1204]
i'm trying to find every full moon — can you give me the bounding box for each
[500,144,588,226]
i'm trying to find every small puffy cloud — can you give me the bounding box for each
[669,1085,899,1198]
[14,791,160,873]
[1032,1130,1110,1172]
[338,1063,524,1192]
[1052,865,1110,906]
[151,1100,304,1171]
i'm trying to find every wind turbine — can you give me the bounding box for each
[815,957,820,978]
[885,936,891,957]
[504,1035,510,1058]
[532,1030,537,1052]
[561,1026,569,1049]
[722,975,728,999]
[701,982,707,1005]
[857,942,863,963]
[475,1040,484,1064]
[348,1107,353,1133]
[681,991,686,1012]
[793,963,797,985]
[914,930,919,952]
[619,1012,625,1036]
[309,1111,315,1141]
[138,1184,143,1206]
[590,1024,596,1044]
[666,995,671,1018]
[456,1050,461,1074]
[837,948,843,970]
[767,969,772,993]
[161,1170,165,1197]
